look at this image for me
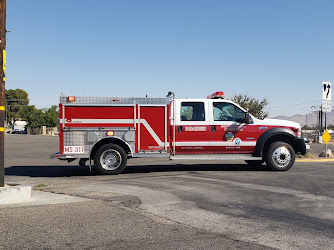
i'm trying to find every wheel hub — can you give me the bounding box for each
[272,146,291,168]
[100,149,122,171]
[106,154,117,165]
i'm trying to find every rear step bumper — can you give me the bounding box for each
[50,152,86,161]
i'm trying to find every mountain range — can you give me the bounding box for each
[273,111,334,127]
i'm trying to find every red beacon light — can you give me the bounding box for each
[207,91,225,99]
[68,96,76,102]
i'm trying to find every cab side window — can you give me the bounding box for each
[213,102,245,122]
[181,102,205,121]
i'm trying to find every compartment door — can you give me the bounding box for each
[173,100,211,154]
[137,105,168,152]
[209,101,258,153]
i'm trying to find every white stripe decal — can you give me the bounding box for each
[176,142,210,146]
[63,119,134,124]
[210,141,257,146]
[175,141,256,147]
[140,119,164,147]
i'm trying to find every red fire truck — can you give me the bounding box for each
[52,92,308,174]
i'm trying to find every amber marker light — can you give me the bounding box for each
[106,131,114,136]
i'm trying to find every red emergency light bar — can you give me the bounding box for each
[68,96,76,102]
[207,91,225,99]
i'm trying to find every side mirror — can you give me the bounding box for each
[245,112,253,124]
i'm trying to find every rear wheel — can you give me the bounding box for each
[94,144,127,175]
[266,142,295,171]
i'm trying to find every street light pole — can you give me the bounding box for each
[0,0,6,187]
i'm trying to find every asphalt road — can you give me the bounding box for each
[1,134,334,249]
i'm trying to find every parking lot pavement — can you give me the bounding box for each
[2,199,273,250]
[2,134,334,249]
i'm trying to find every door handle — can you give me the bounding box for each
[211,125,216,132]
[177,126,182,132]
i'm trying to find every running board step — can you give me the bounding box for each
[133,153,169,158]
[170,154,262,161]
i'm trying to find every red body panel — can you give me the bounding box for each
[60,104,170,154]
[138,106,168,151]
[210,124,258,153]
[174,125,211,154]
[64,106,135,128]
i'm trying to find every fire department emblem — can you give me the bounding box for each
[234,138,241,145]
[225,132,234,142]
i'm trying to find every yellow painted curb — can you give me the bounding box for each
[296,158,334,162]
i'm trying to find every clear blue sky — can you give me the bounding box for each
[6,0,334,117]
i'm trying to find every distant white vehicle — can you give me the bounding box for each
[12,120,27,132]
[10,129,25,134]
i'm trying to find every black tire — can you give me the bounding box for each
[266,142,295,171]
[245,160,264,167]
[94,144,127,175]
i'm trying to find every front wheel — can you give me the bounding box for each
[94,144,127,175]
[266,142,295,171]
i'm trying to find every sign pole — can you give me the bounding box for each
[325,113,327,158]
[321,82,332,158]
[0,0,6,187]
[325,139,328,158]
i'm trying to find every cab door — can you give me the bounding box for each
[173,99,211,154]
[208,100,258,153]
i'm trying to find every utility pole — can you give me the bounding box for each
[0,0,6,187]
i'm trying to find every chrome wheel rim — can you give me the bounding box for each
[272,146,291,168]
[100,149,122,170]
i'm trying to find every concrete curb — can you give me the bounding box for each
[0,191,92,208]
[0,185,33,204]
[296,158,334,163]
